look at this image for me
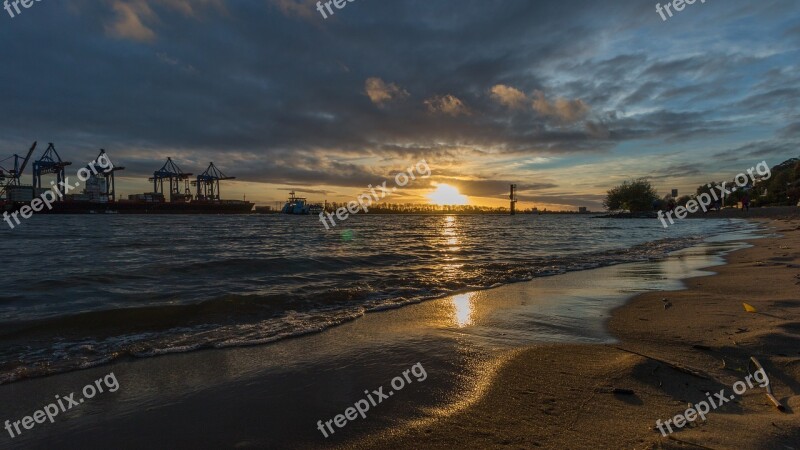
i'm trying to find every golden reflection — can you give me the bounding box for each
[439,215,461,251]
[388,350,523,439]
[452,293,474,327]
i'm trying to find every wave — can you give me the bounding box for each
[0,230,718,385]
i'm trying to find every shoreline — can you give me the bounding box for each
[0,218,795,449]
[363,218,800,449]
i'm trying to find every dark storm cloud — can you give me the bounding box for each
[0,0,797,198]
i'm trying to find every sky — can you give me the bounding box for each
[0,0,798,210]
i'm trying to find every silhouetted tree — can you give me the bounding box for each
[604,178,658,213]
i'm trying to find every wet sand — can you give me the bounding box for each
[1,219,796,449]
[359,218,800,449]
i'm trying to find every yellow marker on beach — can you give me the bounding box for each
[743,303,758,313]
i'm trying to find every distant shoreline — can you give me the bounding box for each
[598,205,799,219]
[263,205,798,217]
[256,210,595,215]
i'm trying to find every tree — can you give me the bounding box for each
[676,195,692,207]
[603,178,659,213]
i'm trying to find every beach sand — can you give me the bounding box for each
[355,218,800,449]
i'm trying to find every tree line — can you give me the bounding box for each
[604,158,800,213]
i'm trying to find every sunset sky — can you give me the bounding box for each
[1,0,798,210]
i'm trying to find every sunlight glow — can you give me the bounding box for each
[452,293,474,327]
[427,184,469,206]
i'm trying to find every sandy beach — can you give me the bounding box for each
[356,218,800,449]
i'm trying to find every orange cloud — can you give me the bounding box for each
[489,84,527,109]
[105,1,156,42]
[532,90,590,124]
[105,0,226,42]
[365,78,410,105]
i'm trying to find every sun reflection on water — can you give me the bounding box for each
[440,215,461,251]
[451,293,474,327]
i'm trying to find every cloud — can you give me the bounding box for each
[532,91,590,124]
[489,84,527,109]
[277,187,331,195]
[712,140,799,162]
[157,0,226,16]
[585,121,610,139]
[424,95,470,116]
[105,1,157,42]
[441,178,558,197]
[156,52,196,72]
[1,0,799,209]
[647,162,703,180]
[780,122,800,138]
[104,0,226,42]
[364,78,409,105]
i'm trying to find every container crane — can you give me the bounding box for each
[149,157,193,202]
[33,143,72,190]
[192,162,235,201]
[0,141,37,200]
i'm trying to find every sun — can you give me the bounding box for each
[427,184,469,206]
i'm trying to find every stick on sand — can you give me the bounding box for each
[749,356,785,412]
[611,346,712,380]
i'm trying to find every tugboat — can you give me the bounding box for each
[281,191,323,215]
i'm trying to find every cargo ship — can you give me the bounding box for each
[1,143,253,215]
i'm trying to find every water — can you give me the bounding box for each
[0,214,750,383]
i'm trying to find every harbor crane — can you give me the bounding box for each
[0,141,37,199]
[150,157,193,202]
[88,149,125,202]
[192,162,235,201]
[33,143,72,190]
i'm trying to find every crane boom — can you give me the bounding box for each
[1,141,37,199]
[16,141,37,177]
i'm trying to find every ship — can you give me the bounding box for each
[281,191,323,215]
[1,143,254,215]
